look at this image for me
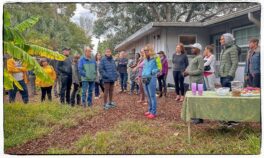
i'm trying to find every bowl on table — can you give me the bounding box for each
[215,87,230,96]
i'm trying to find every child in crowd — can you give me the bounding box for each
[36,58,56,102]
[129,53,140,95]
[70,54,81,106]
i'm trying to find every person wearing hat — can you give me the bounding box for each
[57,47,73,104]
[183,43,204,124]
[157,51,168,98]
[36,58,57,102]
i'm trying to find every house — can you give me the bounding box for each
[114,5,261,85]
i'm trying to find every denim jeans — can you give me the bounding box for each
[143,76,157,115]
[95,79,104,97]
[82,81,95,106]
[60,75,72,104]
[248,73,260,88]
[130,80,139,93]
[119,72,128,90]
[9,80,29,104]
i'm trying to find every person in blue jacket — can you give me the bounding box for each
[78,47,97,107]
[142,44,162,119]
[99,48,118,110]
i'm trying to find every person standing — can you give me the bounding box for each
[78,47,97,107]
[219,33,239,127]
[129,53,140,95]
[28,70,37,96]
[99,48,118,110]
[7,57,29,104]
[117,51,128,92]
[57,48,73,104]
[36,58,56,102]
[157,51,168,98]
[94,53,104,99]
[70,54,82,106]
[172,43,189,102]
[133,48,147,104]
[183,43,204,124]
[245,38,260,88]
[219,33,238,89]
[142,44,162,119]
[203,45,216,91]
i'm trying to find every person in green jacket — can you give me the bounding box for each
[219,33,238,89]
[183,43,204,124]
[219,33,239,128]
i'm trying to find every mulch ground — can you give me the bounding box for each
[3,85,261,154]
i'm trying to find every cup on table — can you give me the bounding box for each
[198,84,203,96]
[191,83,197,95]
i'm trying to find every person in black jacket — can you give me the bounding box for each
[57,48,73,104]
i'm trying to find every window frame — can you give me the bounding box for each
[178,34,197,56]
[232,24,259,64]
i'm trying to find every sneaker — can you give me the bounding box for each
[94,97,99,99]
[119,90,123,93]
[109,102,116,107]
[147,114,156,119]
[192,118,204,124]
[144,112,150,116]
[104,104,112,110]
[156,94,159,97]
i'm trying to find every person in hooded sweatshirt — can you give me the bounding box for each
[78,47,97,107]
[219,33,239,128]
[219,33,238,89]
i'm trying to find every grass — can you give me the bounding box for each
[4,102,100,150]
[50,120,261,155]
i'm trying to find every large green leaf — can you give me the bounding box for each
[4,10,11,27]
[4,69,23,90]
[25,44,66,61]
[4,41,53,84]
[14,16,40,33]
[4,27,25,44]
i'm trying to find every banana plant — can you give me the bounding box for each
[3,11,66,90]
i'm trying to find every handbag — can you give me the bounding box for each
[142,77,151,85]
[204,65,211,71]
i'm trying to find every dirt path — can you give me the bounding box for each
[5,87,183,154]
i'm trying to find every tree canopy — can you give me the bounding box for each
[85,2,257,52]
[4,3,92,54]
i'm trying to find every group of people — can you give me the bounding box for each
[6,32,260,121]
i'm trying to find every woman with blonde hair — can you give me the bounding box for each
[142,44,162,119]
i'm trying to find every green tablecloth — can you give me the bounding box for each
[181,91,261,122]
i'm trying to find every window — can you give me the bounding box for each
[233,25,260,62]
[210,34,223,61]
[179,35,196,55]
